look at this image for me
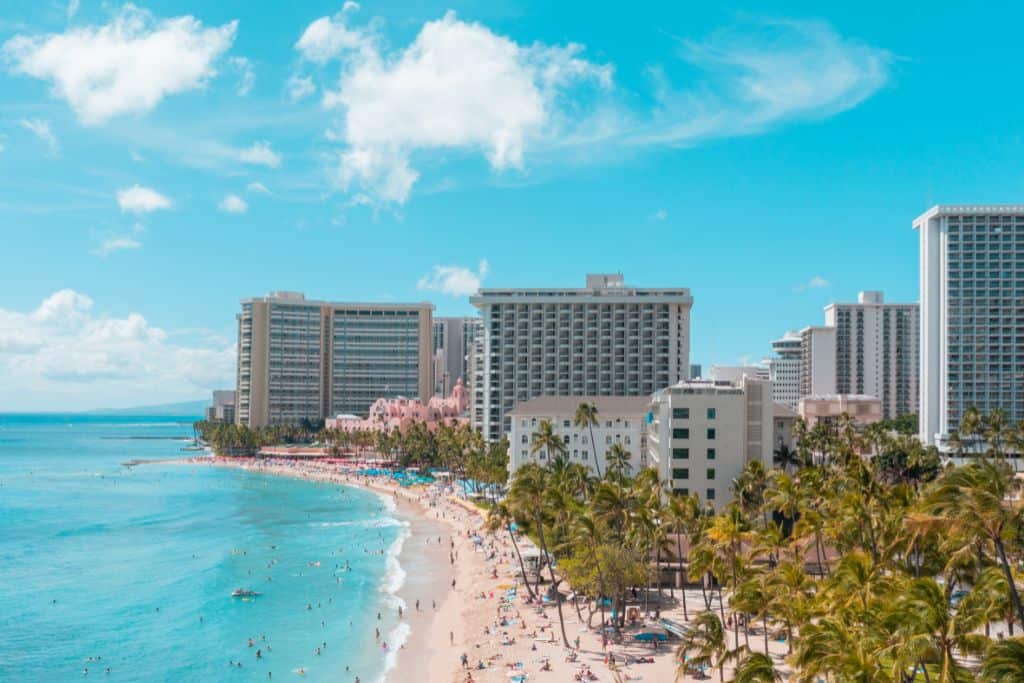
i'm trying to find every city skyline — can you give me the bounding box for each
[1,1,1021,410]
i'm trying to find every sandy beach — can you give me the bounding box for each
[186,456,790,682]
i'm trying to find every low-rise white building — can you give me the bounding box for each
[507,396,650,477]
[647,377,773,509]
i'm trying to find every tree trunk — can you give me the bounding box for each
[536,513,570,648]
[507,522,537,601]
[995,536,1024,627]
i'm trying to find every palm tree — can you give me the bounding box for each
[729,649,782,683]
[531,419,566,466]
[507,463,571,648]
[666,491,702,619]
[485,502,538,601]
[924,459,1024,626]
[574,401,602,478]
[980,638,1024,682]
[606,442,632,479]
[772,443,801,474]
[676,611,727,682]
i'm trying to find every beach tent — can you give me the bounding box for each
[633,626,669,642]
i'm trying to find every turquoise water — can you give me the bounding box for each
[0,414,407,682]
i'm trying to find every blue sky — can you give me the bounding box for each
[0,0,1022,411]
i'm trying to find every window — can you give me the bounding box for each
[707,448,716,460]
[581,450,588,460]
[521,434,528,444]
[520,450,527,458]
[707,468,715,480]
[531,418,537,426]
[625,436,631,445]
[706,488,716,501]
[606,435,612,444]
[707,428,716,440]
[563,420,570,428]
[573,450,578,458]
[673,428,690,439]
[678,487,689,496]
[672,448,689,459]
[606,420,612,428]
[520,419,527,427]
[582,436,589,444]
[707,408,716,419]
[563,435,570,444]
[672,407,689,419]
[672,468,689,479]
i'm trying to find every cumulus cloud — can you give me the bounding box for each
[91,235,142,257]
[67,0,80,21]
[794,275,830,292]
[20,118,58,153]
[237,141,281,167]
[117,185,171,214]
[246,181,269,194]
[0,290,234,410]
[311,10,611,203]
[295,11,374,64]
[417,259,489,297]
[3,5,237,125]
[286,73,315,101]
[218,194,248,213]
[229,56,255,95]
[297,11,888,205]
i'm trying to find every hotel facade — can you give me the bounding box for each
[915,205,1024,446]
[469,274,693,441]
[235,292,433,427]
[647,377,773,510]
[825,291,919,420]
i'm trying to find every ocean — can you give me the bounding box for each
[0,414,409,682]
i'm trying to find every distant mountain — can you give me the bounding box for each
[82,400,208,417]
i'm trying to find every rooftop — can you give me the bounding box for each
[914,204,1024,228]
[508,395,651,417]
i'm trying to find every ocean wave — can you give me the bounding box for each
[380,521,411,597]
[315,518,404,529]
[377,621,411,683]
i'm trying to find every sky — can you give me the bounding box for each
[0,0,1022,411]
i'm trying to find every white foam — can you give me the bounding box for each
[316,518,403,529]
[380,521,411,596]
[376,620,411,682]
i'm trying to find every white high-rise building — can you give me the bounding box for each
[470,274,693,441]
[647,376,773,510]
[799,326,837,398]
[825,291,919,420]
[915,205,1024,446]
[765,331,802,409]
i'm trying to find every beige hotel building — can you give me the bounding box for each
[235,292,433,427]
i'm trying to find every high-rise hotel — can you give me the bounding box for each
[916,205,1024,446]
[235,292,433,427]
[469,274,693,441]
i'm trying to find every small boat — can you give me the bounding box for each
[231,589,261,598]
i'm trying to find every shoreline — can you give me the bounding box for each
[178,456,733,682]
[179,456,478,682]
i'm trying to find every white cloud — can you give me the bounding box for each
[237,140,281,167]
[218,194,248,213]
[19,118,58,153]
[286,73,315,102]
[67,0,80,21]
[313,11,611,203]
[91,235,142,257]
[295,11,375,64]
[3,5,237,125]
[117,185,171,214]
[417,259,488,296]
[632,19,892,147]
[229,56,254,95]
[246,181,270,194]
[0,290,234,410]
[342,1,360,12]
[651,209,668,221]
[794,275,830,292]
